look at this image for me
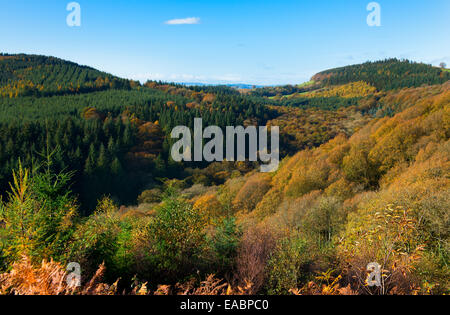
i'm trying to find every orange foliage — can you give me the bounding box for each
[193,193,223,220]
[232,173,271,214]
[0,256,117,295]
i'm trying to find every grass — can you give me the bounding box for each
[296,80,316,88]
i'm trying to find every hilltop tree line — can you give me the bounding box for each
[0,54,135,98]
[313,58,450,90]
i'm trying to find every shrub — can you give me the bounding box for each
[69,197,123,281]
[339,205,424,294]
[235,224,277,294]
[206,217,242,275]
[266,234,309,294]
[0,164,77,265]
[147,190,207,280]
[137,188,163,204]
[193,193,223,220]
[301,196,344,246]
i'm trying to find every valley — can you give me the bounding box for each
[0,54,448,295]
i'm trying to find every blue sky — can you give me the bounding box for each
[0,0,449,85]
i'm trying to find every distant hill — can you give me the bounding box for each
[251,59,449,99]
[180,82,267,89]
[0,54,271,98]
[312,58,449,90]
[248,59,450,113]
[0,53,133,97]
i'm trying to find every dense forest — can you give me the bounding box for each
[0,54,448,295]
[0,53,134,97]
[312,58,450,90]
[0,55,273,211]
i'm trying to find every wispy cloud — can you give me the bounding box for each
[164,17,200,25]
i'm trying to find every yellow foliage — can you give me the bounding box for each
[193,193,223,220]
[232,173,271,214]
[303,81,377,98]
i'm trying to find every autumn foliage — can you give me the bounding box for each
[0,56,448,295]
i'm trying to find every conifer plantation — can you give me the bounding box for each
[0,54,448,295]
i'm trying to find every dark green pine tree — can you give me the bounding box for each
[110,156,123,176]
[84,143,96,175]
[97,143,108,172]
[122,124,132,147]
[107,136,116,155]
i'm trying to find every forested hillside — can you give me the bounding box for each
[312,58,450,90]
[0,54,273,211]
[249,59,449,115]
[0,54,134,97]
[0,54,448,295]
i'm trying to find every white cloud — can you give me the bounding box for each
[165,17,200,25]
